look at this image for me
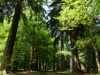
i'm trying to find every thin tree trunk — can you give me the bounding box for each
[24,54,27,71]
[60,31,66,71]
[53,53,56,71]
[91,20,100,72]
[34,58,38,71]
[53,45,57,71]
[91,19,100,73]
[1,2,22,72]
[39,61,41,71]
[61,55,65,71]
[28,46,33,71]
[56,57,59,71]
[92,42,100,72]
[70,56,72,70]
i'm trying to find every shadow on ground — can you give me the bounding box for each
[15,71,99,75]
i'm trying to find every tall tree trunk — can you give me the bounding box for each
[1,2,22,71]
[91,19,100,73]
[60,31,66,71]
[53,52,56,71]
[34,58,38,71]
[56,57,59,71]
[24,54,27,71]
[92,42,100,72]
[69,30,81,74]
[53,45,57,71]
[28,46,33,71]
[39,61,41,71]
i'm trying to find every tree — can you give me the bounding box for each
[2,2,22,72]
[57,0,100,73]
[10,5,55,71]
[47,0,69,71]
[1,0,47,72]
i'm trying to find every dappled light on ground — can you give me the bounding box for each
[15,71,100,75]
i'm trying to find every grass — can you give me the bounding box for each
[15,70,72,75]
[0,71,3,75]
[56,70,72,75]
[56,72,72,75]
[6,70,100,75]
[15,71,46,75]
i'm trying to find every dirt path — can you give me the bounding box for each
[46,72,56,75]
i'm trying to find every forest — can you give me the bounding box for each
[0,0,100,75]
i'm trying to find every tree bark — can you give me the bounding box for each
[85,46,93,72]
[1,2,22,71]
[60,31,66,71]
[69,30,81,74]
[91,19,100,73]
[92,42,100,72]
[53,51,56,71]
[38,61,41,71]
[34,58,38,71]
[28,46,33,71]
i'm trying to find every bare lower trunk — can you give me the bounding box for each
[60,31,66,71]
[92,42,100,72]
[28,46,33,71]
[1,2,22,71]
[61,54,65,71]
[91,19,100,73]
[72,49,81,72]
[39,61,41,71]
[53,54,56,71]
[70,30,81,74]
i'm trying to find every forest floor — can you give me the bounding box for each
[10,71,99,75]
[2,69,98,75]
[14,70,72,75]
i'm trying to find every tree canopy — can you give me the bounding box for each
[0,0,100,75]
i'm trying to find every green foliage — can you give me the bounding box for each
[1,0,100,72]
[95,74,100,75]
[0,71,3,75]
[10,5,55,70]
[56,70,72,75]
[57,0,100,30]
[56,51,71,56]
[0,19,10,62]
